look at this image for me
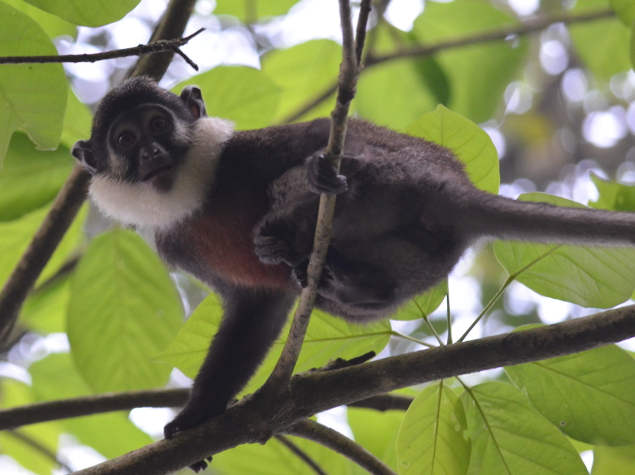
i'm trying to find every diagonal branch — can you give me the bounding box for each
[262,0,372,394]
[7,429,73,473]
[0,0,198,347]
[285,420,396,475]
[280,8,615,124]
[0,28,204,68]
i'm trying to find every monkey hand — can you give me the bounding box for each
[307,153,348,194]
[254,216,312,267]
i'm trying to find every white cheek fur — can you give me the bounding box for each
[89,117,234,229]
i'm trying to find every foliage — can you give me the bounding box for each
[1,0,635,474]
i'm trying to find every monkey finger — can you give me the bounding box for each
[189,459,208,472]
[254,236,292,264]
[307,153,348,194]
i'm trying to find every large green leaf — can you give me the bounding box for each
[570,0,631,80]
[357,59,438,131]
[393,280,447,321]
[214,0,300,20]
[30,353,153,458]
[494,193,635,307]
[262,40,341,123]
[590,174,635,212]
[412,0,527,123]
[610,0,635,26]
[174,66,281,129]
[0,380,62,475]
[349,406,404,472]
[0,2,66,164]
[20,274,70,333]
[157,293,391,394]
[405,105,500,193]
[67,229,183,393]
[462,382,588,475]
[23,0,141,27]
[213,435,355,475]
[0,204,86,288]
[396,381,470,475]
[592,445,635,475]
[2,0,76,39]
[506,344,635,445]
[0,132,74,221]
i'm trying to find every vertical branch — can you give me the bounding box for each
[263,0,372,391]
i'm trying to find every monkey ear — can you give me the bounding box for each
[180,85,207,119]
[72,140,98,175]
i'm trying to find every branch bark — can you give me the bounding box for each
[262,0,371,391]
[285,420,396,475]
[0,0,197,347]
[0,29,204,67]
[61,303,635,474]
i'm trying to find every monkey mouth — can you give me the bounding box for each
[143,165,172,182]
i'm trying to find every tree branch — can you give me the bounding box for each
[348,394,412,412]
[0,388,189,431]
[0,0,198,347]
[285,420,396,475]
[280,8,615,124]
[275,435,328,475]
[7,429,73,473]
[262,0,371,392]
[24,302,635,474]
[0,29,204,68]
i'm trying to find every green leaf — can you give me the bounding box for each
[592,445,635,475]
[214,0,299,20]
[0,2,66,164]
[157,294,391,394]
[405,105,500,193]
[412,0,527,123]
[494,193,635,308]
[505,344,635,445]
[349,406,404,472]
[30,353,153,458]
[396,381,470,475]
[356,59,438,131]
[174,66,281,129]
[60,88,93,149]
[0,132,74,221]
[262,40,341,123]
[23,0,141,27]
[462,382,588,475]
[20,274,70,333]
[610,0,635,26]
[589,173,635,211]
[67,229,183,392]
[393,280,447,321]
[2,0,76,39]
[0,204,86,288]
[0,380,62,475]
[213,435,355,475]
[570,0,631,80]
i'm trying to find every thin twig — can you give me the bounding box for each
[285,420,396,475]
[0,28,204,68]
[7,429,73,473]
[0,0,197,347]
[262,0,371,392]
[280,8,614,124]
[275,435,329,475]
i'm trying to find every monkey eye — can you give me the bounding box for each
[150,117,168,132]
[117,131,136,147]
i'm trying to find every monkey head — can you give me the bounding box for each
[71,77,234,228]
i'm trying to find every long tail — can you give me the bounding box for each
[459,192,635,247]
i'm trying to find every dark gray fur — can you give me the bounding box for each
[72,78,635,463]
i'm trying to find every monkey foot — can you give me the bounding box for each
[307,153,348,194]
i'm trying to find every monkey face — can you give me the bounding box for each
[105,104,191,192]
